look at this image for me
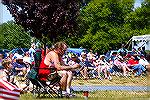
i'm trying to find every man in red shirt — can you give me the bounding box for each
[127,55,146,76]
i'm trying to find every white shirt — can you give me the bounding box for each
[139,58,149,66]
[29,47,35,62]
[23,56,32,64]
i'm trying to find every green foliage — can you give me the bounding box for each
[78,0,135,53]
[125,0,150,30]
[77,0,150,54]
[0,21,31,49]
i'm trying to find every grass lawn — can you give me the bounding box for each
[20,91,150,100]
[72,75,149,86]
[20,75,150,100]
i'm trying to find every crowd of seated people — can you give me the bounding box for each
[0,44,150,96]
[0,51,32,92]
[62,47,150,80]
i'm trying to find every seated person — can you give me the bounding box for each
[117,44,128,57]
[97,55,112,80]
[79,52,94,79]
[23,51,32,65]
[12,55,27,76]
[139,54,150,72]
[68,53,80,76]
[0,59,27,94]
[127,55,146,76]
[0,59,14,82]
[38,42,80,96]
[130,48,139,60]
[113,55,130,76]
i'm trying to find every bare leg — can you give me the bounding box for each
[104,68,108,79]
[80,67,88,79]
[66,71,73,94]
[122,66,127,76]
[83,67,88,79]
[60,71,68,91]
[98,66,101,78]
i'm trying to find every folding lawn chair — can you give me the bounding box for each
[27,67,62,98]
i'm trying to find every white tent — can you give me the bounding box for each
[132,35,150,50]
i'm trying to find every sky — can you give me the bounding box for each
[0,0,144,24]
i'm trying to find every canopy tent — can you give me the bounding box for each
[66,48,88,56]
[132,35,150,50]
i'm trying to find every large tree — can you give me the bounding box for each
[0,21,31,49]
[78,0,135,53]
[1,0,80,43]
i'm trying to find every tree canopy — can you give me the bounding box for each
[1,0,80,42]
[0,21,31,49]
[1,0,150,54]
[77,0,150,53]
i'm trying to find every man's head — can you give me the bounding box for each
[81,52,87,59]
[25,51,30,57]
[121,44,125,48]
[71,53,77,60]
[31,43,36,49]
[53,41,68,56]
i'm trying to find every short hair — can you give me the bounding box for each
[2,59,11,69]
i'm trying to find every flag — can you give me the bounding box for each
[0,79,21,100]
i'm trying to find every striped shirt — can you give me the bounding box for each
[0,79,21,100]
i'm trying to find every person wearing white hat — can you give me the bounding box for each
[79,52,90,80]
[97,55,112,80]
[13,55,27,77]
[113,55,130,76]
[79,52,87,62]
[29,43,36,65]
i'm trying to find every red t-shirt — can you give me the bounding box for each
[38,57,50,81]
[128,59,139,66]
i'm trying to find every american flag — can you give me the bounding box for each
[0,79,21,100]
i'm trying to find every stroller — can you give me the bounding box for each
[27,66,62,98]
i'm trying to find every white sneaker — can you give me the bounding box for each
[62,91,67,95]
[66,88,71,94]
[108,76,112,80]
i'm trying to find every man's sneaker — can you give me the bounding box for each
[108,76,112,80]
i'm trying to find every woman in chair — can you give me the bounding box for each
[38,41,80,96]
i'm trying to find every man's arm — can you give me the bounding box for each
[47,52,80,70]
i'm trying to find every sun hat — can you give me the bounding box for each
[99,55,105,58]
[81,52,86,55]
[16,55,23,59]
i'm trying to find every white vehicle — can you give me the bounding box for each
[132,35,150,50]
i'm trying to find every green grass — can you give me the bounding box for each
[72,75,148,86]
[20,91,150,100]
[20,75,150,100]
